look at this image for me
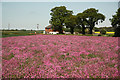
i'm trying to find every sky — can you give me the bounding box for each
[1,1,119,30]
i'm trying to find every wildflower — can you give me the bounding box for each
[2,35,118,78]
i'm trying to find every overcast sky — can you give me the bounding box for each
[1,1,119,30]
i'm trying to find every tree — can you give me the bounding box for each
[76,13,86,35]
[64,15,77,34]
[83,8,105,34]
[74,26,82,33]
[110,8,120,37]
[49,6,73,34]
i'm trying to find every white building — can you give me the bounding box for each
[49,32,59,34]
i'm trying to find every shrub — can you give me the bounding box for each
[98,34,101,36]
[100,29,106,35]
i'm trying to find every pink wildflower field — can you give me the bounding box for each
[2,35,119,78]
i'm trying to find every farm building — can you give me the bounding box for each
[44,25,59,34]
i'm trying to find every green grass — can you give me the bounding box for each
[2,53,14,60]
[80,54,86,58]
[65,57,72,60]
[87,54,97,58]
[1,30,114,38]
[61,55,65,59]
[1,30,43,38]
[78,34,114,37]
[66,53,69,56]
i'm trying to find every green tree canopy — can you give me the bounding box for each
[110,8,120,37]
[64,15,77,34]
[83,8,105,34]
[49,6,73,34]
[77,13,87,35]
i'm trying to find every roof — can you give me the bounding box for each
[45,25,53,29]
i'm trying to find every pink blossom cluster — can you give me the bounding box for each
[2,35,119,78]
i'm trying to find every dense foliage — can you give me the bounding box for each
[50,7,106,35]
[83,8,105,34]
[76,13,86,35]
[110,8,120,37]
[64,15,77,34]
[49,6,73,34]
[94,27,114,32]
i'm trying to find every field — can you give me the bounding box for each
[1,30,43,38]
[2,35,119,78]
[1,30,115,38]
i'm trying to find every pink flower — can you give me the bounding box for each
[87,76,89,78]
[2,35,118,78]
[114,64,117,67]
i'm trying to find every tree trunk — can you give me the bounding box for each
[70,27,74,34]
[82,24,85,35]
[89,23,94,34]
[89,27,93,34]
[59,26,63,34]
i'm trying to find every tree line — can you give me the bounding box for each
[49,6,120,37]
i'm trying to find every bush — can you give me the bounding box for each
[98,34,101,36]
[100,29,106,35]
